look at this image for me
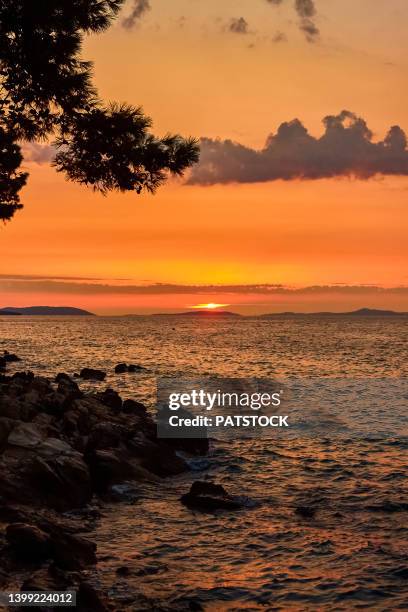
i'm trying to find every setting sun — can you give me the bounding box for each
[190,303,230,310]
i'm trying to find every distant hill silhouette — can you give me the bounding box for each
[0,306,95,316]
[258,308,407,318]
[149,310,242,318]
[176,310,242,317]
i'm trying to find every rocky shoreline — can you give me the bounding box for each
[0,353,208,611]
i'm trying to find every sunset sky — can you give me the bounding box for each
[1,0,408,314]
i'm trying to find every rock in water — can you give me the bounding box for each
[3,351,22,363]
[295,505,317,518]
[180,481,243,512]
[127,364,144,372]
[79,368,106,381]
[114,363,144,373]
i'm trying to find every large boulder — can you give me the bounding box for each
[122,399,147,416]
[0,417,16,451]
[47,528,97,570]
[129,434,187,477]
[6,523,51,562]
[7,422,44,449]
[0,394,32,420]
[27,452,92,510]
[6,521,96,570]
[95,388,122,412]
[86,422,125,451]
[86,449,136,493]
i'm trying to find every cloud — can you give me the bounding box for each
[23,143,56,165]
[188,111,408,185]
[272,31,287,43]
[294,0,316,19]
[266,0,319,42]
[229,17,250,35]
[295,0,319,42]
[122,0,151,30]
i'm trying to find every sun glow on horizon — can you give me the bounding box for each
[190,303,230,310]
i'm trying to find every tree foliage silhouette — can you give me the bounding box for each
[0,0,199,221]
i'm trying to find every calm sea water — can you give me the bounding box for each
[1,315,408,610]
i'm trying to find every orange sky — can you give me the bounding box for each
[1,0,408,314]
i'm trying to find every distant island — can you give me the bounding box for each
[150,310,242,318]
[258,308,407,318]
[130,308,408,318]
[0,306,95,316]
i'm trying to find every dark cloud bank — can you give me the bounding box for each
[189,111,408,185]
[1,277,408,297]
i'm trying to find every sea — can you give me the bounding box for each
[1,315,407,611]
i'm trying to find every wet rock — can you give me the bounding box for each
[189,481,227,497]
[0,504,31,523]
[3,351,21,363]
[37,437,74,457]
[109,483,139,502]
[114,363,144,374]
[72,397,109,422]
[86,422,123,451]
[27,453,92,510]
[6,523,52,561]
[166,436,209,456]
[95,388,122,412]
[55,372,74,384]
[180,481,243,512]
[21,565,70,593]
[180,481,245,512]
[48,530,97,570]
[86,449,136,493]
[0,394,32,420]
[129,435,187,477]
[122,398,147,415]
[135,563,166,576]
[0,417,16,451]
[77,582,109,612]
[63,404,91,436]
[56,378,82,402]
[7,422,44,449]
[79,368,106,381]
[12,371,34,384]
[29,376,51,394]
[295,505,317,518]
[127,364,144,372]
